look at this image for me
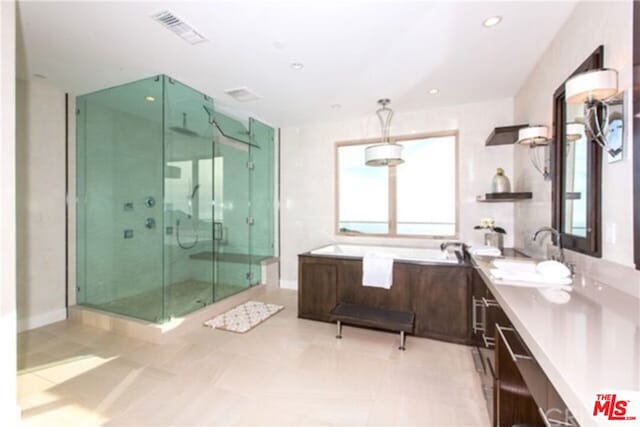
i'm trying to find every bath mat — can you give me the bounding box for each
[204,301,283,333]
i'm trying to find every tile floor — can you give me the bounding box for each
[89,280,249,322]
[17,289,490,426]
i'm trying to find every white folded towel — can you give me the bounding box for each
[362,252,394,289]
[469,245,502,257]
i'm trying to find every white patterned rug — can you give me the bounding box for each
[204,301,284,333]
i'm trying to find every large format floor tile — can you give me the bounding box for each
[17,288,490,426]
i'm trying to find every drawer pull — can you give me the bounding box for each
[472,297,485,333]
[482,333,495,349]
[496,325,532,363]
[481,297,499,308]
[538,407,575,427]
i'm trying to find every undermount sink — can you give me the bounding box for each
[491,259,537,274]
[490,259,573,287]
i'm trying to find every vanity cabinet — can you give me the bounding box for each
[297,258,338,322]
[471,268,509,348]
[470,267,579,427]
[412,265,471,344]
[298,254,472,344]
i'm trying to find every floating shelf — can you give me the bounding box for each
[476,192,533,202]
[485,124,529,146]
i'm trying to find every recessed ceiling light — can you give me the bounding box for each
[483,16,502,28]
[290,62,304,70]
[33,73,46,79]
[331,104,341,109]
[429,88,439,95]
[145,96,156,102]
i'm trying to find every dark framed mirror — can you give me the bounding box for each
[552,46,603,257]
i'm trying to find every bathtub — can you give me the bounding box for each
[309,244,459,264]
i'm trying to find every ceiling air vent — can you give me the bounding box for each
[224,87,261,102]
[151,10,207,45]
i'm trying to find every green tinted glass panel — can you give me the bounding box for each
[163,77,215,317]
[76,75,275,323]
[76,76,165,322]
[249,118,275,284]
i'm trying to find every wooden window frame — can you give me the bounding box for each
[334,130,459,239]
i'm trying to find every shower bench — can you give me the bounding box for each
[329,303,415,350]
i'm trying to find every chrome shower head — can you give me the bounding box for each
[170,112,200,138]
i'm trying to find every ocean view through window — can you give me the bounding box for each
[336,132,458,238]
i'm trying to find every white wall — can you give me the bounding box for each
[513,1,638,281]
[280,98,515,288]
[16,78,66,331]
[513,0,639,296]
[0,0,19,423]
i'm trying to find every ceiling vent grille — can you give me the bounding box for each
[151,10,207,45]
[224,87,261,102]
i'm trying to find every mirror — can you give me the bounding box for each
[553,46,603,257]
[563,103,588,237]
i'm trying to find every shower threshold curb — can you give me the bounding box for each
[69,284,267,344]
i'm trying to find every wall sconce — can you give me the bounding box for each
[565,68,624,159]
[517,125,551,180]
[565,121,585,142]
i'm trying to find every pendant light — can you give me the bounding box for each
[365,99,404,166]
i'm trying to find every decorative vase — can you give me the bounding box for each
[491,168,511,193]
[484,232,504,251]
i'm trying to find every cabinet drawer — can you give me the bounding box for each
[497,325,578,427]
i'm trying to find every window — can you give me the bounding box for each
[336,132,458,237]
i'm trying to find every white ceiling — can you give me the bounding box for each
[17,0,577,127]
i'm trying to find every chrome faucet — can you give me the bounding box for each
[532,226,564,264]
[440,241,467,251]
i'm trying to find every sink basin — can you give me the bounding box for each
[491,259,537,274]
[490,259,572,287]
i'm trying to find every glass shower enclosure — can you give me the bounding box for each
[76,75,275,323]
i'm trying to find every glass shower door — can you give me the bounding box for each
[249,118,276,284]
[163,77,215,318]
[212,129,252,300]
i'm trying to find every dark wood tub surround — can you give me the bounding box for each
[299,250,579,426]
[298,253,473,345]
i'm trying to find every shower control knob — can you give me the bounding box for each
[144,196,156,208]
[145,218,156,229]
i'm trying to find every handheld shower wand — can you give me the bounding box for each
[177,184,201,250]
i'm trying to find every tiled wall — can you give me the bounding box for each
[513,1,639,294]
[0,0,18,418]
[280,98,515,289]
[16,78,67,331]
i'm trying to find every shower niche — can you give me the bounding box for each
[76,75,275,323]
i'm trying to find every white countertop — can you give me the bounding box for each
[472,254,640,427]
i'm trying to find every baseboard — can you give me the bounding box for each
[279,279,298,290]
[18,307,67,332]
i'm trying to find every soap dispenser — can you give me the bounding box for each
[491,168,511,193]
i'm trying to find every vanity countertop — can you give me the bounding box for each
[471,254,640,427]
